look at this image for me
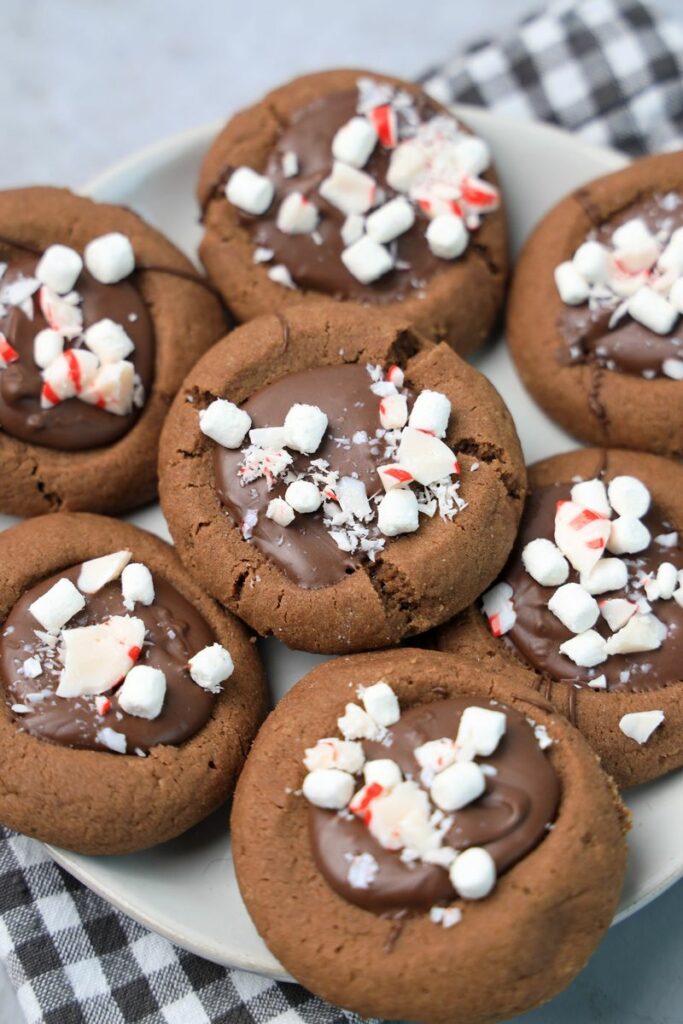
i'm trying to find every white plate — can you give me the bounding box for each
[2,109,682,980]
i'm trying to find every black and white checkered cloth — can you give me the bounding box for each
[1,1,682,1022]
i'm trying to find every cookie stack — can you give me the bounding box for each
[0,68,681,1024]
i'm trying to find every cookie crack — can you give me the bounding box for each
[456,437,524,502]
[470,240,501,279]
[366,557,419,635]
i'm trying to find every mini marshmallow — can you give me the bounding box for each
[121,563,155,610]
[363,759,402,789]
[319,161,376,215]
[663,357,683,380]
[430,761,486,812]
[341,213,365,247]
[607,476,651,519]
[377,464,414,491]
[674,588,683,609]
[302,768,355,809]
[570,478,611,518]
[341,236,393,284]
[456,705,506,757]
[35,245,82,295]
[281,151,298,178]
[481,582,516,637]
[285,479,321,514]
[600,598,637,632]
[657,562,678,600]
[225,167,274,215]
[449,847,496,900]
[548,583,599,633]
[408,389,451,438]
[188,644,234,693]
[554,501,610,576]
[554,261,589,304]
[607,516,651,555]
[266,497,295,527]
[454,136,490,176]
[276,192,318,235]
[572,241,610,284]
[377,487,419,536]
[655,531,679,547]
[379,393,408,429]
[33,329,64,369]
[612,218,659,272]
[588,674,608,690]
[619,710,664,745]
[97,727,127,754]
[559,629,607,668]
[57,615,145,696]
[249,426,287,449]
[77,550,132,594]
[366,197,415,244]
[331,116,378,167]
[338,702,383,741]
[386,141,428,192]
[84,233,135,283]
[627,286,677,335]
[396,427,458,485]
[580,557,629,595]
[29,578,86,633]
[84,318,135,363]
[337,476,372,521]
[522,538,569,587]
[304,738,365,774]
[283,403,328,454]
[605,613,667,655]
[669,278,683,314]
[426,214,468,260]
[199,399,251,449]
[117,665,166,720]
[360,681,400,727]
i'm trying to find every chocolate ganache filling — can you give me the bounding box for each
[0,564,216,753]
[309,698,559,914]
[560,193,683,378]
[0,250,153,450]
[501,483,683,690]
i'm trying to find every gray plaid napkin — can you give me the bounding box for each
[1,1,682,1021]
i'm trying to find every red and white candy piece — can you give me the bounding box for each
[94,695,111,716]
[386,364,404,388]
[386,141,428,192]
[396,426,458,485]
[304,737,365,774]
[199,398,251,449]
[285,479,321,514]
[449,847,496,900]
[579,557,628,595]
[121,563,155,610]
[554,261,590,305]
[611,218,659,273]
[360,681,400,727]
[606,516,651,555]
[33,329,64,369]
[599,598,637,632]
[39,287,83,339]
[276,192,319,235]
[29,577,86,633]
[548,582,599,633]
[481,582,516,637]
[366,197,415,244]
[570,478,611,518]
[426,214,468,260]
[35,245,82,295]
[303,768,355,809]
[84,233,135,284]
[338,702,383,741]
[84,318,135,363]
[331,116,378,168]
[559,629,607,668]
[414,738,456,782]
[188,644,234,693]
[572,241,610,285]
[367,781,429,849]
[338,476,372,521]
[363,759,402,790]
[522,538,569,587]
[619,710,664,745]
[319,161,376,216]
[377,463,413,491]
[266,497,295,527]
[607,476,650,519]
[0,333,19,368]
[283,402,328,454]
[342,236,393,284]
[460,176,499,214]
[604,613,666,656]
[430,761,486,813]
[77,550,132,594]
[349,780,387,827]
[225,167,274,215]
[82,361,136,416]
[40,349,98,408]
[379,393,408,429]
[57,615,145,697]
[117,665,166,720]
[368,104,398,148]
[408,389,451,438]
[377,487,419,536]
[456,705,506,758]
[627,286,677,335]
[554,500,610,576]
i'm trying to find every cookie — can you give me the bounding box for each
[232,648,628,1024]
[0,186,227,516]
[436,448,683,787]
[159,304,525,654]
[0,512,267,854]
[507,153,683,459]
[198,69,507,357]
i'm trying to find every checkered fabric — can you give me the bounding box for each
[2,1,682,1022]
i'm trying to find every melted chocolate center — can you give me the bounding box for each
[0,251,154,450]
[0,564,216,753]
[309,697,559,914]
[501,482,683,690]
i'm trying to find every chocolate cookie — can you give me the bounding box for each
[437,448,683,787]
[0,186,226,516]
[158,304,525,654]
[198,69,507,356]
[507,153,683,458]
[232,649,628,1024]
[0,512,267,854]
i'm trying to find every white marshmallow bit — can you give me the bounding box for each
[276,192,318,235]
[341,236,393,284]
[449,847,496,900]
[285,479,321,514]
[78,550,132,594]
[199,399,251,449]
[607,476,650,519]
[612,218,659,272]
[338,476,372,521]
[674,588,683,608]
[341,213,365,247]
[396,426,457,485]
[96,727,127,754]
[554,501,610,576]
[84,318,135,363]
[302,768,354,809]
[304,737,365,774]
[117,665,166,720]
[454,136,491,176]
[657,562,678,600]
[331,116,378,168]
[337,702,383,740]
[281,151,298,178]
[225,167,274,215]
[360,681,400,727]
[627,286,677,335]
[36,245,82,295]
[668,278,683,314]
[605,613,667,655]
[319,161,376,215]
[408,389,451,438]
[29,578,86,632]
[655,531,679,547]
[663,357,683,380]
[363,759,402,789]
[559,629,607,668]
[366,197,415,244]
[33,329,64,369]
[607,516,651,555]
[121,563,155,610]
[430,761,486,812]
[379,393,408,429]
[481,582,516,636]
[283,403,328,454]
[588,674,608,690]
[572,241,610,284]
[580,557,628,595]
[522,538,569,587]
[188,644,234,693]
[570,478,611,518]
[456,705,506,757]
[266,497,295,527]
[600,598,637,632]
[426,214,468,260]
[377,488,419,536]
[57,615,145,697]
[387,141,428,192]
[84,233,135,284]
[555,261,589,304]
[249,426,287,449]
[267,264,296,289]
[619,710,664,745]
[548,583,599,633]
